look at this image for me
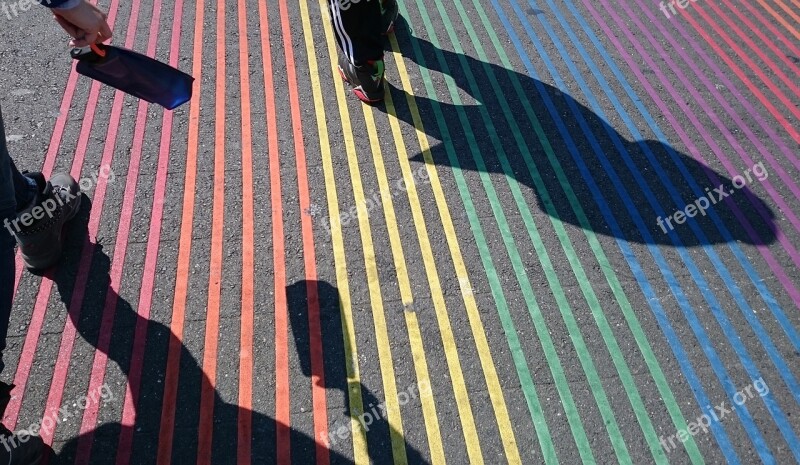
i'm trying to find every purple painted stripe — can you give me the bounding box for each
[625,0,800,302]
[618,2,800,243]
[584,0,800,307]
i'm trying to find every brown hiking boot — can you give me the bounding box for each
[0,382,45,465]
[9,172,81,271]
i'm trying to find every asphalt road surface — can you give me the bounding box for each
[1,0,799,463]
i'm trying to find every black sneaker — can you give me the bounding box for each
[12,172,81,271]
[338,54,386,103]
[381,0,399,35]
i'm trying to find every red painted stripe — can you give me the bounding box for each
[729,0,800,60]
[35,0,146,447]
[255,1,289,463]
[39,62,81,179]
[680,6,800,145]
[114,0,185,462]
[155,0,204,460]
[195,0,227,460]
[3,0,127,431]
[7,0,109,411]
[10,61,80,304]
[276,0,329,463]
[236,0,255,462]
[9,58,79,301]
[700,3,800,93]
[69,0,167,461]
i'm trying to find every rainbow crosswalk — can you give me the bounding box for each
[2,0,799,463]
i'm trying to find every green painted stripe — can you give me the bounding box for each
[398,1,620,463]
[417,0,639,463]
[388,29,551,462]
[388,33,560,465]
[442,1,670,462]
[448,0,705,463]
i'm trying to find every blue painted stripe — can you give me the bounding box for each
[532,0,800,458]
[486,1,753,463]
[499,0,800,460]
[549,0,800,378]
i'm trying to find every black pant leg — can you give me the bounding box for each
[0,106,16,377]
[328,0,384,65]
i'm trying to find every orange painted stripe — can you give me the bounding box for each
[682,5,800,143]
[754,0,800,42]
[155,0,204,461]
[773,0,800,29]
[255,1,289,463]
[115,0,185,459]
[276,0,329,462]
[237,0,255,461]
[697,4,800,96]
[196,0,227,459]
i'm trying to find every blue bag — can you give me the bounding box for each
[71,44,194,110]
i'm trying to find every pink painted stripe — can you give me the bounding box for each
[113,0,184,463]
[72,0,167,460]
[582,0,800,308]
[4,0,125,430]
[33,0,145,446]
[639,3,800,198]
[679,4,800,145]
[73,102,144,464]
[721,0,800,68]
[628,0,800,299]
[608,2,800,252]
[695,3,800,100]
[11,59,81,303]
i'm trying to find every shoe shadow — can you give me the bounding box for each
[381,16,776,247]
[286,280,430,465]
[43,199,356,464]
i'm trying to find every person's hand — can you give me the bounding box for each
[51,0,112,48]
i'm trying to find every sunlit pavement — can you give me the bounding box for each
[1,0,799,463]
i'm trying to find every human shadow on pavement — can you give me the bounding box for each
[382,16,776,247]
[287,279,430,465]
[45,199,356,464]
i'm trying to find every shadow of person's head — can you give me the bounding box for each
[286,280,430,465]
[44,202,355,464]
[385,17,776,247]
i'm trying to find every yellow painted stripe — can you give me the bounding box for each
[384,32,523,464]
[296,1,369,463]
[298,0,408,463]
[361,93,447,465]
